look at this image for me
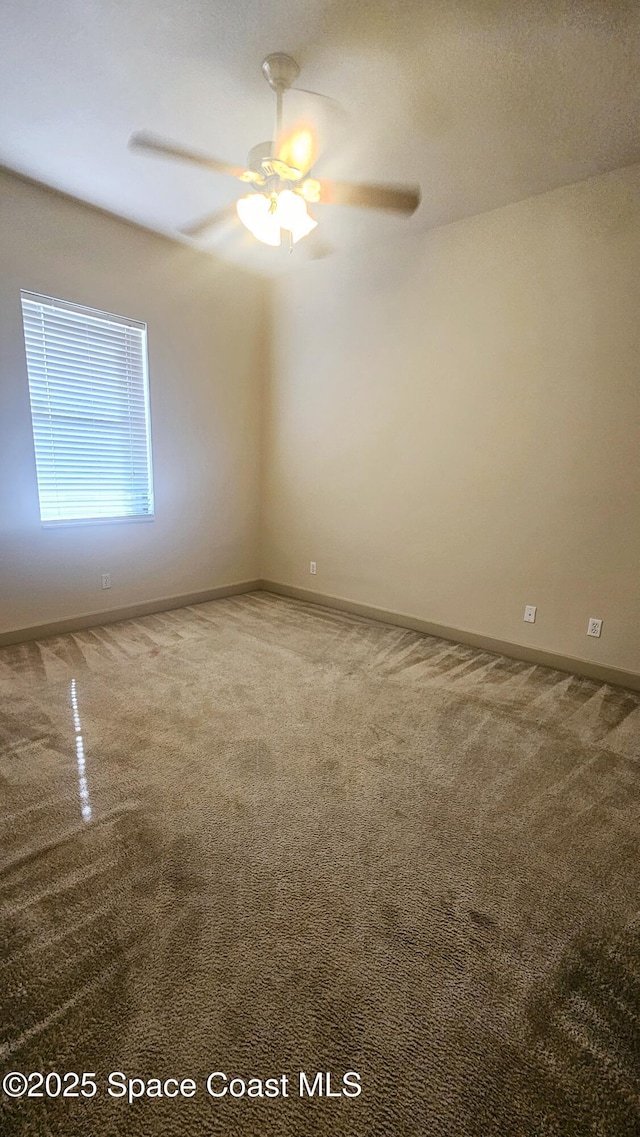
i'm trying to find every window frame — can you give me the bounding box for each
[20,290,155,528]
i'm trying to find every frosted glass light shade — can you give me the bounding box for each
[276,190,318,243]
[236,194,281,246]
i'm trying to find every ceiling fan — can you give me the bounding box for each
[129,53,421,251]
[129,55,420,253]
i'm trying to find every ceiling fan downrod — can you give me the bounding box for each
[261,53,300,144]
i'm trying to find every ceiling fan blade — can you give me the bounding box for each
[292,88,348,125]
[317,179,421,215]
[129,131,242,179]
[302,227,333,260]
[178,202,238,239]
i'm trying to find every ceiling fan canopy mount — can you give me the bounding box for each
[261,53,300,94]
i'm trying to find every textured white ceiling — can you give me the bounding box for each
[1,0,639,273]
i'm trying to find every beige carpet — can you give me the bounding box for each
[1,590,639,1136]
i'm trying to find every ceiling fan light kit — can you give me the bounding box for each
[237,188,317,247]
[129,54,421,251]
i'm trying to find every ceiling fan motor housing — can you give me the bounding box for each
[248,141,275,170]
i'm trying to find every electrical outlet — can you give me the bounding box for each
[587,617,602,638]
[101,573,111,590]
[309,561,317,575]
[524,605,537,623]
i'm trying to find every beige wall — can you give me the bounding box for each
[0,170,267,634]
[262,165,640,675]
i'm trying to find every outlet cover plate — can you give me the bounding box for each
[309,561,317,575]
[587,617,602,638]
[524,605,537,623]
[101,573,111,590]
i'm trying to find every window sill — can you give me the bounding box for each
[41,515,155,529]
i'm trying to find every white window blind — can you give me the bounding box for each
[21,291,154,524]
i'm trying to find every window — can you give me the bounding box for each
[21,291,154,524]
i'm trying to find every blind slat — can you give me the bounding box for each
[21,292,154,523]
[23,340,148,374]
